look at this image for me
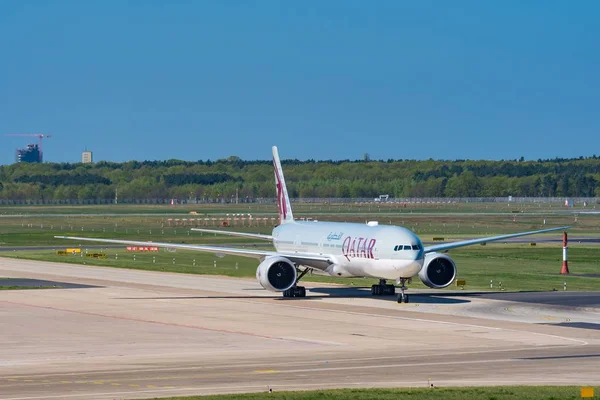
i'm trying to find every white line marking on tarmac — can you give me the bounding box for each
[276,336,346,346]
[0,342,589,380]
[259,358,516,374]
[0,385,284,400]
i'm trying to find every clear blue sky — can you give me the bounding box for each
[1,1,598,164]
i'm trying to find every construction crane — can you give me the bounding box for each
[5,133,52,162]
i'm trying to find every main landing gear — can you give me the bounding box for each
[396,278,409,303]
[371,279,396,296]
[282,267,311,298]
[283,286,306,298]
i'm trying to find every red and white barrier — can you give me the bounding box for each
[561,231,569,275]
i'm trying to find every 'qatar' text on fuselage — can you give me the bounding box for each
[341,236,376,260]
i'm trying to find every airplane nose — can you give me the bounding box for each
[412,250,424,261]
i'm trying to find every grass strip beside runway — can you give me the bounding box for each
[146,386,596,400]
[0,285,46,290]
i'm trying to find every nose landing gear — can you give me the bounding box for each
[396,278,409,303]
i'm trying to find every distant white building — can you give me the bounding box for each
[82,151,93,164]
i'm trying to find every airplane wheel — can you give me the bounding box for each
[404,295,409,303]
[284,286,306,298]
[371,285,382,296]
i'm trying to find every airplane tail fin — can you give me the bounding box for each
[272,146,294,224]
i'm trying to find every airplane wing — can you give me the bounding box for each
[54,236,332,269]
[190,228,273,241]
[423,226,570,254]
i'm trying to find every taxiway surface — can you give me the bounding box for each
[1,257,599,400]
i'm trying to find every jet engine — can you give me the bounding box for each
[256,256,297,292]
[418,252,457,288]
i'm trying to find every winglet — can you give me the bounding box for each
[272,146,294,224]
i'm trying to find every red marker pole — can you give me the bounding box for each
[561,231,570,275]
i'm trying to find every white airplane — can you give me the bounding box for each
[56,146,569,303]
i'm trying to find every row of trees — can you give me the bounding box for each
[0,156,599,201]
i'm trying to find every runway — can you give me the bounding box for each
[1,258,599,400]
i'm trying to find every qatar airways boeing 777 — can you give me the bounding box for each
[56,147,568,303]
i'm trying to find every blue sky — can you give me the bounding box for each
[1,1,598,164]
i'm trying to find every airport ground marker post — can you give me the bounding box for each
[561,231,570,275]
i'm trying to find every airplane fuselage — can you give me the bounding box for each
[273,221,424,280]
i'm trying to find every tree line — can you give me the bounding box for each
[0,156,599,202]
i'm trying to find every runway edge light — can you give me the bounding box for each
[580,387,594,398]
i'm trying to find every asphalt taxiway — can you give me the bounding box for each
[1,257,599,400]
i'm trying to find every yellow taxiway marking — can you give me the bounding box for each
[129,384,140,388]
[542,315,560,321]
[92,381,104,385]
[111,383,121,386]
[60,381,72,384]
[254,370,279,374]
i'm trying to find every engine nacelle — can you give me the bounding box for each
[256,256,297,292]
[418,252,457,288]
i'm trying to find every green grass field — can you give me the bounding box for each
[0,202,597,247]
[3,243,598,292]
[1,202,598,293]
[0,286,43,290]
[144,386,597,400]
[0,278,47,291]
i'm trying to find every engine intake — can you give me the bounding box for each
[418,253,457,288]
[256,256,297,292]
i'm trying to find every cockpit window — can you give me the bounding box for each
[396,244,422,251]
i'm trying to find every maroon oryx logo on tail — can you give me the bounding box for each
[274,157,287,223]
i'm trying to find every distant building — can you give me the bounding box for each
[82,151,93,164]
[16,144,42,163]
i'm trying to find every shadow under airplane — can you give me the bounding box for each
[118,286,471,304]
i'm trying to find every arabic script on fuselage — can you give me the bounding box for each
[327,232,343,241]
